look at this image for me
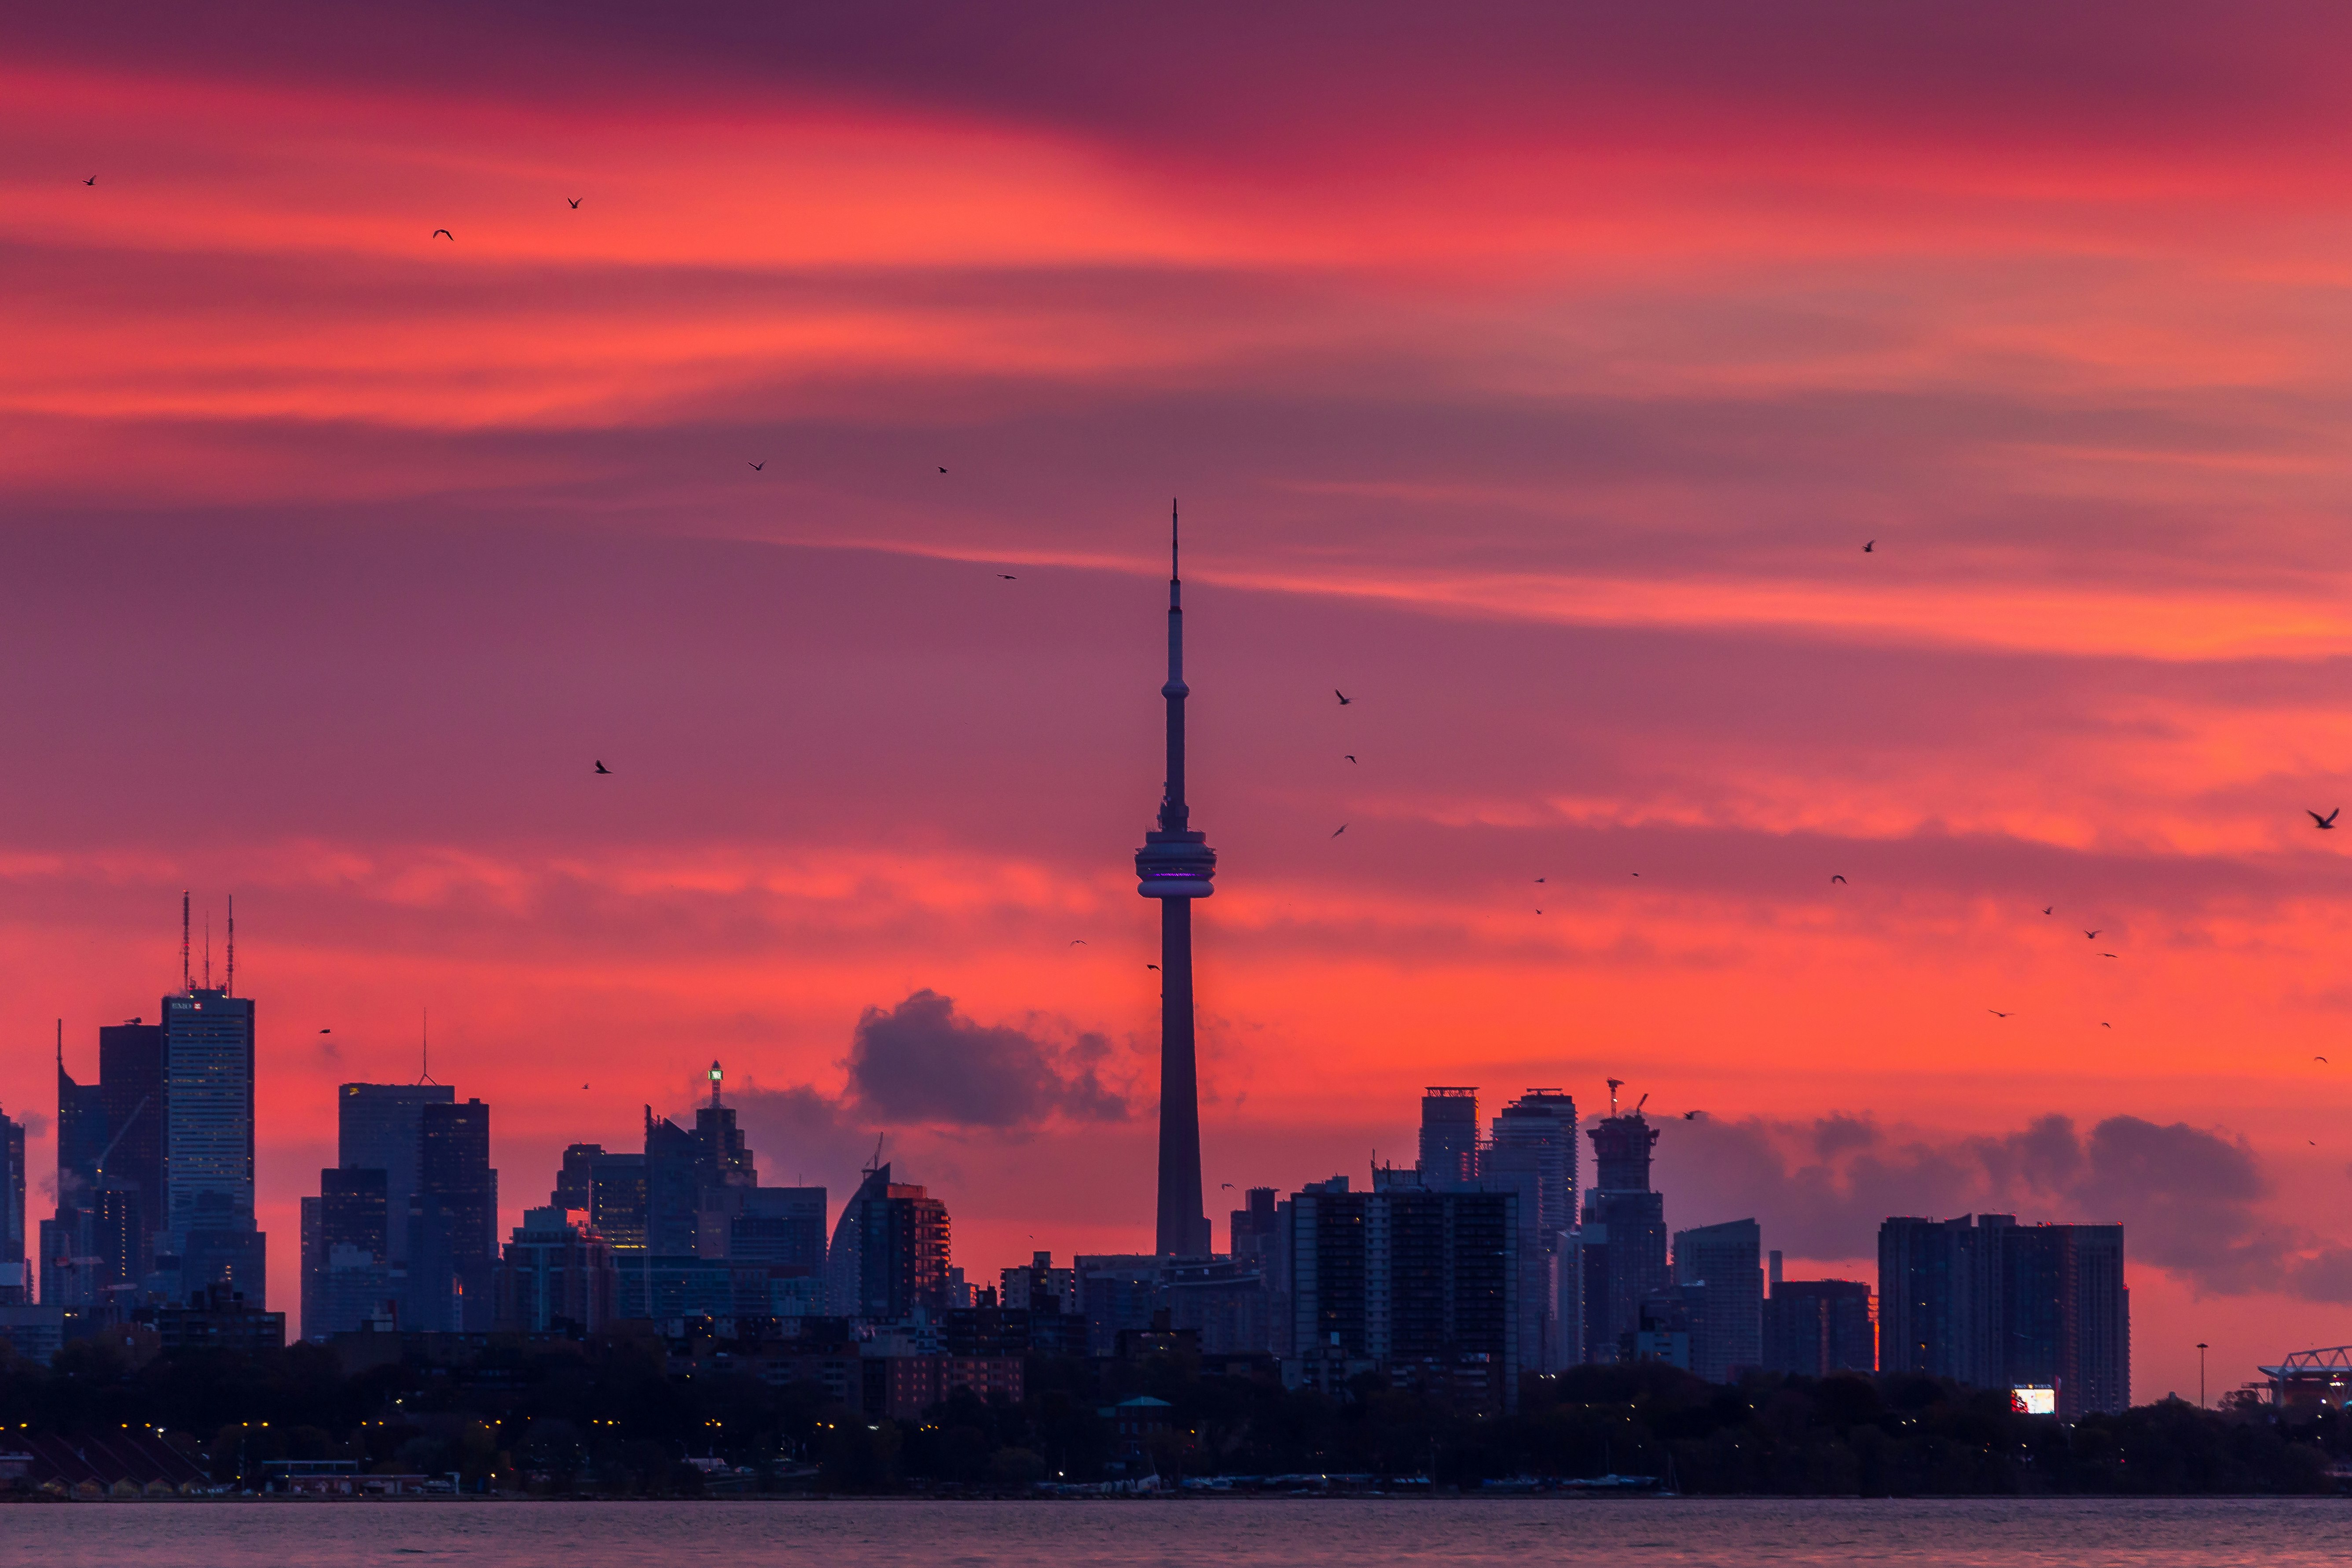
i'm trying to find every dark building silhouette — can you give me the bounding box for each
[1419,1087,1481,1187]
[826,1163,950,1319]
[162,987,256,1241]
[1229,1186,1278,1267]
[1878,1213,2128,1417]
[1288,1184,1522,1413]
[550,1142,602,1212]
[709,1186,827,1269]
[1135,508,1216,1258]
[643,1109,701,1257]
[1674,1218,1763,1384]
[338,1083,455,1269]
[0,1101,23,1304]
[56,1047,107,1199]
[1764,1277,1876,1377]
[590,1153,649,1251]
[494,1207,617,1334]
[1578,1107,1667,1362]
[97,1023,165,1269]
[301,1167,391,1338]
[411,1099,496,1331]
[1484,1089,1579,1371]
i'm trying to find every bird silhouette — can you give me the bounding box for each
[1683,1110,1702,1120]
[2101,953,2118,958]
[2318,1056,2330,1063]
[319,1028,331,1035]
[1334,689,1352,705]
[1534,877,1545,883]
[1862,540,1875,553]
[749,461,764,471]
[83,176,96,186]
[1332,823,1348,837]
[1344,755,1357,763]
[938,466,947,473]
[2101,1022,2111,1028]
[1988,1010,2013,1018]
[1146,964,1159,971]
[2043,906,2054,915]
[998,574,1016,580]
[2313,808,2340,830]
[1831,874,1847,884]
[1631,871,1640,877]
[2084,929,2100,940]
[1068,940,1087,945]
[567,197,582,208]
[1535,909,1542,914]
[1220,1182,1234,1190]
[432,228,453,240]
[583,1083,590,1090]
[594,761,610,774]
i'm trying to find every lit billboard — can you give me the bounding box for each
[2011,1386,2056,1416]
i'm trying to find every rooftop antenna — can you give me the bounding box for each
[225,894,234,998]
[865,1133,885,1176]
[1633,1092,1649,1116]
[203,913,212,990]
[55,1018,61,1068]
[1607,1077,1623,1116]
[181,891,191,993]
[416,1008,439,1085]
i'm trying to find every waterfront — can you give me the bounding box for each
[5,1497,2348,1568]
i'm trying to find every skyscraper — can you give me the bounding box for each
[162,987,257,1236]
[0,1101,23,1303]
[1419,1087,1480,1187]
[302,1166,391,1338]
[1487,1090,1580,1369]
[97,1021,165,1267]
[1288,1183,1523,1413]
[1876,1213,2128,1417]
[1673,1217,1763,1383]
[825,1162,951,1318]
[1135,506,1216,1258]
[338,1082,456,1268]
[413,1098,497,1331]
[1763,1278,1876,1377]
[1578,1102,1668,1362]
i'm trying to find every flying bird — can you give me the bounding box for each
[432,228,453,240]
[1631,871,1640,877]
[1988,1010,2013,1018]
[1535,909,1542,914]
[1534,877,1545,883]
[2101,953,2118,958]
[998,574,1016,580]
[567,197,582,208]
[938,466,947,473]
[1345,755,1357,763]
[2318,1056,2330,1063]
[1831,874,1847,884]
[749,461,764,471]
[2313,808,2340,830]
[1334,689,1352,705]
[1332,823,1348,837]
[2043,906,2054,915]
[1220,1182,1234,1190]
[83,175,96,186]
[1146,963,1158,971]
[2101,1022,2111,1028]
[319,1028,331,1035]
[1682,1110,1703,1120]
[2084,930,2100,940]
[1862,540,1875,553]
[594,761,610,774]
[1068,939,1087,945]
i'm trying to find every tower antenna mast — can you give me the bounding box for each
[225,894,234,997]
[181,891,191,993]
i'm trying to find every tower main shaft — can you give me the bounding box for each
[1136,502,1215,1258]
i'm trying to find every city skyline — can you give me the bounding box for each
[17,3,2352,1410]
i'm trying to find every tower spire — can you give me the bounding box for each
[225,894,235,997]
[181,891,191,994]
[1136,500,1215,1257]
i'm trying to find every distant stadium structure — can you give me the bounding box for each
[2259,1345,2352,1411]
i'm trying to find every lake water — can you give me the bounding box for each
[4,1497,2346,1568]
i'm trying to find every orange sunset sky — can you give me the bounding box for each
[8,3,2352,1399]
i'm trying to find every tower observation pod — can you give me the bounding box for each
[1137,502,1215,1257]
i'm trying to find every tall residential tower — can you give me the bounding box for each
[1136,505,1215,1258]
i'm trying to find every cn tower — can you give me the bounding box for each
[1136,501,1215,1257]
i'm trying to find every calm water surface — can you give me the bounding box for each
[4,1497,2345,1568]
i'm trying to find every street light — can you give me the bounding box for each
[2197,1343,2209,1408]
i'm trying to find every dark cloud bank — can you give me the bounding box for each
[726,988,1132,1192]
[1657,1109,2352,1301]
